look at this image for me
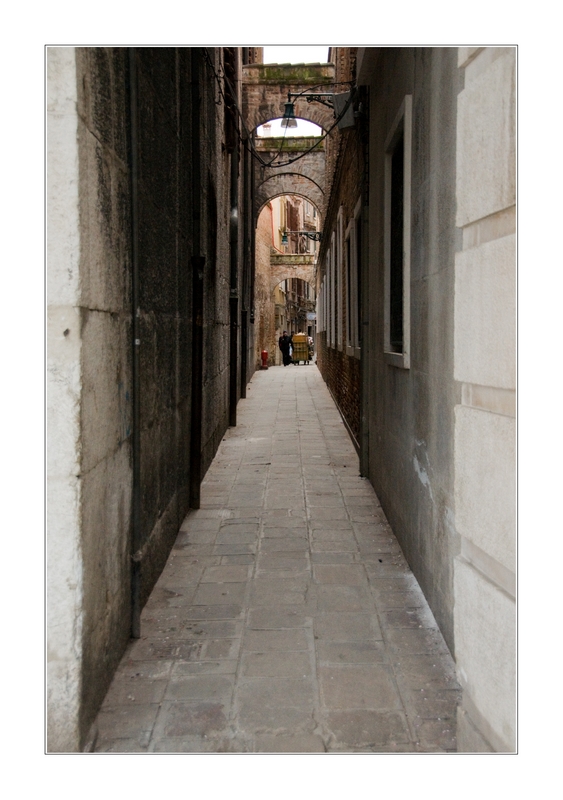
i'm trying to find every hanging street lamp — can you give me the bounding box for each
[280,101,298,128]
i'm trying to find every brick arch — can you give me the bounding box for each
[243,63,336,136]
[270,257,316,292]
[256,191,322,219]
[256,144,325,178]
[246,95,335,135]
[252,108,331,133]
[256,173,324,217]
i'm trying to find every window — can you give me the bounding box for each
[327,241,336,349]
[330,232,337,348]
[323,270,328,337]
[346,197,362,358]
[337,208,344,351]
[384,95,412,369]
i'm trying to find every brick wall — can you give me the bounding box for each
[316,333,360,443]
[316,47,363,445]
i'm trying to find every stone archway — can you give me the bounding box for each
[243,62,336,133]
[245,64,328,367]
[256,175,324,218]
[254,136,326,217]
[270,253,315,291]
[253,199,318,368]
[267,255,316,366]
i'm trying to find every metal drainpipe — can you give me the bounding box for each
[189,48,205,509]
[229,146,239,427]
[359,87,370,478]
[129,48,142,639]
[249,132,256,327]
[240,141,249,398]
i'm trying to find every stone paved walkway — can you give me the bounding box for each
[92,364,460,753]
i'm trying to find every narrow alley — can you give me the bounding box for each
[90,365,459,753]
[48,46,515,754]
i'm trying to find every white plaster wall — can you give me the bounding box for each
[46,47,83,752]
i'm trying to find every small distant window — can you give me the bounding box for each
[345,197,361,358]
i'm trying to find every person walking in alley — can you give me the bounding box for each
[278,330,293,366]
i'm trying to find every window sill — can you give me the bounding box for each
[384,350,410,369]
[346,344,361,359]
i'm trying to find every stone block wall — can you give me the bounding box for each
[453,47,516,753]
[47,46,85,753]
[199,49,236,474]
[72,46,135,747]
[48,46,248,751]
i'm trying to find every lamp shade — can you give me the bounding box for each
[281,102,298,128]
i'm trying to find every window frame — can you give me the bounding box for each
[337,207,344,351]
[345,197,362,359]
[329,232,337,349]
[384,94,412,369]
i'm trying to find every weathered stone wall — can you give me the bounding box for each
[200,48,235,474]
[48,46,249,751]
[47,46,85,753]
[73,46,135,746]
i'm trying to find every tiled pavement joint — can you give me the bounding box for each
[92,365,460,753]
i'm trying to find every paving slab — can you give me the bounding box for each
[91,365,460,753]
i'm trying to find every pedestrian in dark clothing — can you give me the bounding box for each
[278,331,293,366]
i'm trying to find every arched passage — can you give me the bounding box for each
[269,256,316,292]
[254,193,318,368]
[270,276,316,365]
[242,62,336,133]
[256,174,324,217]
[256,191,321,219]
[254,134,326,217]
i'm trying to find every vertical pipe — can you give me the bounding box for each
[129,47,142,639]
[189,48,205,508]
[240,140,249,397]
[229,146,239,427]
[359,87,370,478]
[249,132,256,327]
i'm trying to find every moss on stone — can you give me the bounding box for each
[249,64,334,84]
[256,137,325,153]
